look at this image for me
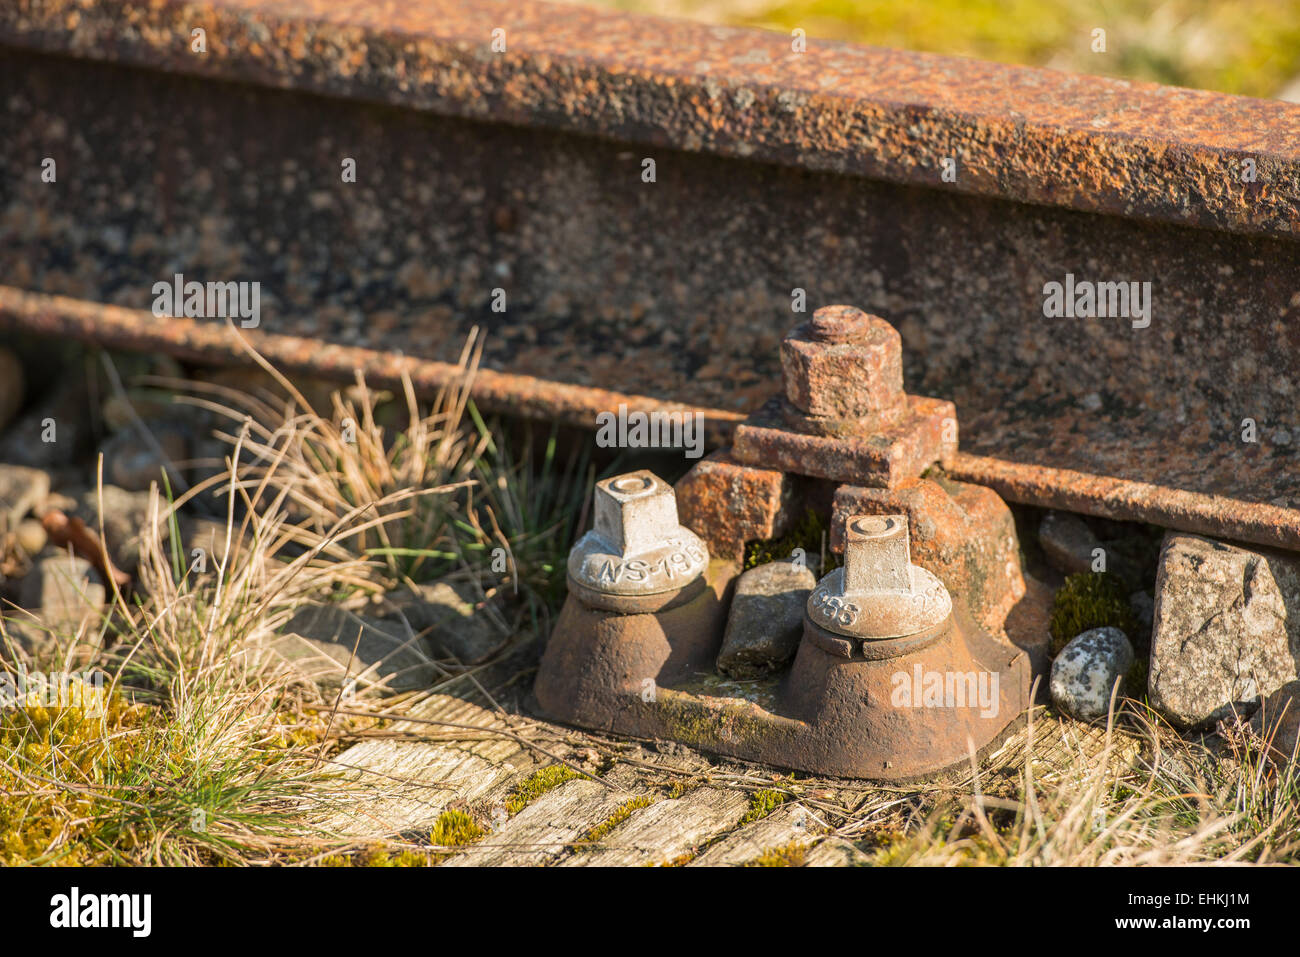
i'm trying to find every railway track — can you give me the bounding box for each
[2,0,1298,547]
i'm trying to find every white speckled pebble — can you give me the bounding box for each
[1050,626,1134,721]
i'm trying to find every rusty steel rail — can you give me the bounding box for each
[2,0,1299,548]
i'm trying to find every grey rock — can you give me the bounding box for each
[1038,510,1101,577]
[76,485,156,574]
[0,464,51,530]
[269,604,438,692]
[0,378,93,468]
[0,347,24,433]
[1050,626,1134,721]
[717,559,816,679]
[379,580,508,665]
[19,552,106,633]
[1150,533,1300,728]
[1250,679,1300,765]
[100,423,190,492]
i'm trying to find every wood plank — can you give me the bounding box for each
[688,804,822,866]
[803,837,872,867]
[316,692,529,839]
[443,770,649,867]
[561,787,750,867]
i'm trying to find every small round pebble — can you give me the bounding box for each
[1050,626,1134,721]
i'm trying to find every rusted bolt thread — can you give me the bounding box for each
[809,304,871,343]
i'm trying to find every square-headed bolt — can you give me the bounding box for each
[594,470,680,555]
[843,514,912,595]
[781,305,905,421]
[807,511,951,639]
[571,469,710,605]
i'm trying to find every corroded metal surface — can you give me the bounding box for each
[831,476,1028,639]
[673,451,796,566]
[0,286,745,445]
[2,2,1299,551]
[3,0,1298,236]
[733,395,957,489]
[535,556,1030,781]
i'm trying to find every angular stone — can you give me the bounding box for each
[19,552,106,633]
[1038,510,1100,576]
[270,604,438,691]
[0,464,51,531]
[831,475,1025,636]
[716,559,815,679]
[1050,626,1133,722]
[674,449,795,565]
[1150,533,1300,728]
[379,580,508,665]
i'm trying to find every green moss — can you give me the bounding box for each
[1048,572,1137,655]
[664,780,698,800]
[747,841,808,867]
[576,795,654,849]
[506,765,582,816]
[744,508,837,572]
[739,788,790,826]
[429,808,487,848]
[0,693,147,865]
[354,846,432,867]
[1126,655,1149,700]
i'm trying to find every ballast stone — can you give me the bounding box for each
[1050,626,1133,721]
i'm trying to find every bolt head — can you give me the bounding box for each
[843,514,912,594]
[781,306,904,420]
[806,511,952,639]
[569,469,709,601]
[594,471,679,555]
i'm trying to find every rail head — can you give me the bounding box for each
[4,0,1298,237]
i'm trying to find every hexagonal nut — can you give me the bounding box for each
[781,309,904,420]
[568,470,709,599]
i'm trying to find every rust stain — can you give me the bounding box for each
[1,0,1297,236]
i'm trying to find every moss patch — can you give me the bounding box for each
[0,694,148,865]
[747,841,808,867]
[739,788,790,826]
[744,508,838,572]
[506,765,582,816]
[576,795,654,850]
[1049,572,1137,655]
[430,808,487,848]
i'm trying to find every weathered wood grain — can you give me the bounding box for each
[444,768,650,866]
[318,692,529,839]
[560,786,751,867]
[688,803,822,866]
